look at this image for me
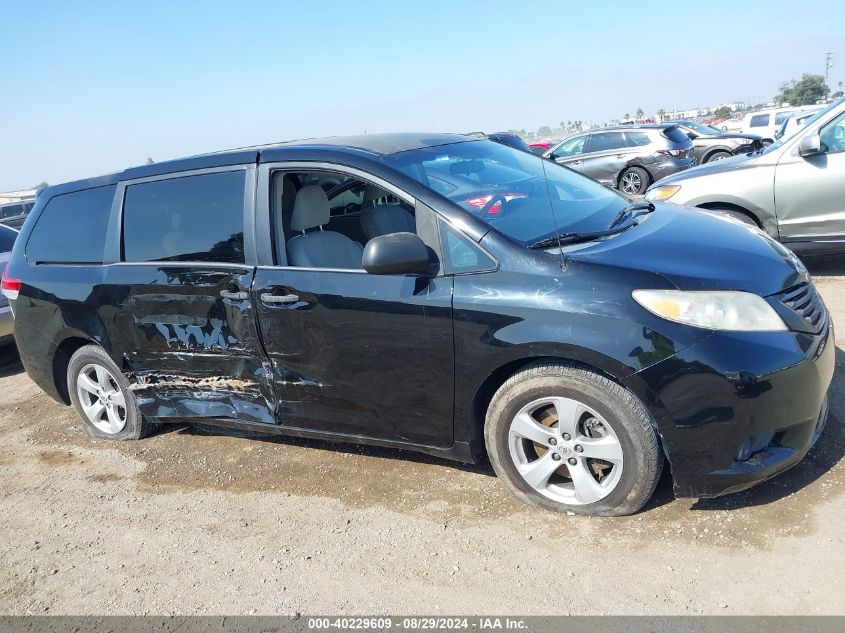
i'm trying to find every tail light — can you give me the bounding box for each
[465,193,528,215]
[656,148,687,157]
[1,265,21,300]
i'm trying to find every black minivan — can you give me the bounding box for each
[2,133,833,516]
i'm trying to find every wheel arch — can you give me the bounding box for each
[700,146,733,162]
[51,335,101,405]
[465,351,649,461]
[697,201,762,227]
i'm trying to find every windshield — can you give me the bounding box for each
[384,140,628,245]
[681,121,717,136]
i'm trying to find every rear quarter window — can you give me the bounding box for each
[0,226,16,252]
[26,185,116,264]
[661,127,690,144]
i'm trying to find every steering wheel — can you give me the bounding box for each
[480,195,508,215]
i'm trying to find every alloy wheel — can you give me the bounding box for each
[508,396,624,505]
[76,363,128,435]
[621,172,642,194]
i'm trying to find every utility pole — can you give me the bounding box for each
[825,51,835,91]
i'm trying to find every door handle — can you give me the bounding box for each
[219,289,248,300]
[260,292,300,304]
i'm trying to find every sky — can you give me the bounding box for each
[1,0,843,191]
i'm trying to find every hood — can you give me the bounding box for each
[568,204,807,296]
[652,151,764,186]
[706,132,761,142]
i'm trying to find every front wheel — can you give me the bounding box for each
[705,150,732,163]
[619,167,650,195]
[67,344,153,440]
[485,362,663,516]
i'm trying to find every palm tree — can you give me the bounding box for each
[624,113,630,120]
[635,108,645,120]
[656,108,666,121]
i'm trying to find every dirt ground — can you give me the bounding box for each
[0,259,843,616]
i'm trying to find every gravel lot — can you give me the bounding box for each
[0,258,843,616]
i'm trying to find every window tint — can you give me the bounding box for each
[438,221,496,274]
[662,126,690,144]
[587,133,626,152]
[0,225,16,252]
[26,185,116,264]
[625,132,651,147]
[123,171,245,263]
[749,114,770,127]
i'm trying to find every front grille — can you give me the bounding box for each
[775,283,826,332]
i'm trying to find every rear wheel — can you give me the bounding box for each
[619,167,649,195]
[484,362,663,516]
[67,345,152,440]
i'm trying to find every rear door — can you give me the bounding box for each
[252,162,455,447]
[580,132,629,185]
[775,109,845,242]
[103,166,276,424]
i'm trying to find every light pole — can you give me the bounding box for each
[825,51,835,94]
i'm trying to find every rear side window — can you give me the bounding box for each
[0,225,16,252]
[26,185,116,264]
[661,126,690,144]
[625,132,651,147]
[749,114,770,127]
[123,171,246,263]
[774,111,793,125]
[586,133,626,152]
[1,204,23,218]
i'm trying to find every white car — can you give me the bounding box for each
[731,107,797,144]
[776,106,825,140]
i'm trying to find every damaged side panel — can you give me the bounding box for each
[102,264,276,425]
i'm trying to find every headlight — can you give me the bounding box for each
[632,290,786,331]
[645,185,680,202]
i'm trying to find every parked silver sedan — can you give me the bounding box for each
[0,224,18,345]
[646,97,845,255]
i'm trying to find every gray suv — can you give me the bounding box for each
[646,97,845,255]
[544,125,694,195]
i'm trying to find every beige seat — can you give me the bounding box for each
[360,184,415,240]
[286,186,364,268]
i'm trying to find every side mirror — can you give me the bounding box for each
[362,232,435,276]
[798,133,822,157]
[687,132,697,140]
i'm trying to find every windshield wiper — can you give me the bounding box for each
[528,224,637,249]
[607,200,655,229]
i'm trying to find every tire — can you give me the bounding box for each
[705,150,731,163]
[708,207,759,227]
[484,362,663,516]
[618,167,650,196]
[67,344,152,440]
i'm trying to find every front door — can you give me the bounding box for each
[775,110,845,242]
[253,165,455,447]
[552,134,587,174]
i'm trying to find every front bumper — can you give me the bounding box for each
[625,318,835,498]
[0,304,13,343]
